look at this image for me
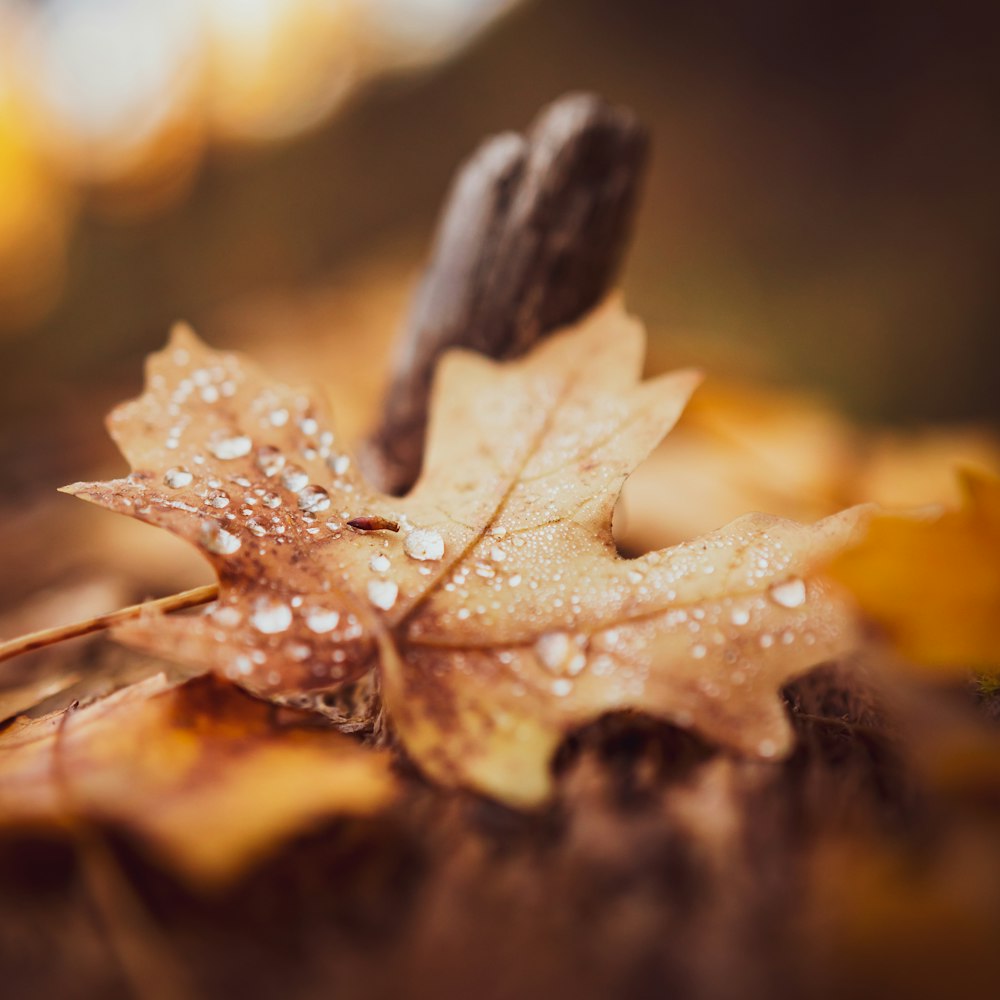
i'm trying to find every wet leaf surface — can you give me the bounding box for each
[66,300,872,804]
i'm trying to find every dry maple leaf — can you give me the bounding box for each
[65,299,871,806]
[830,468,1000,672]
[0,673,395,886]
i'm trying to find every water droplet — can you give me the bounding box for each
[730,607,751,626]
[370,553,390,572]
[535,631,572,673]
[205,490,230,509]
[551,678,573,697]
[299,417,319,435]
[489,545,506,562]
[200,521,241,554]
[256,446,285,477]
[261,491,281,508]
[269,408,289,427]
[250,598,292,634]
[282,466,309,493]
[298,485,331,513]
[404,528,445,561]
[768,577,806,609]
[164,467,193,489]
[367,579,398,610]
[306,609,340,633]
[209,435,252,460]
[246,518,267,537]
[692,644,707,659]
[329,454,350,476]
[211,605,242,627]
[758,739,778,758]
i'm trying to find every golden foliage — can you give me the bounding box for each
[0,673,394,887]
[830,470,1000,671]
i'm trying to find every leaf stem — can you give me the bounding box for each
[0,584,219,664]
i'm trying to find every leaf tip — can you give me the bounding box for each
[167,320,203,351]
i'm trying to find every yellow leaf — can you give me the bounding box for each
[0,673,395,886]
[65,299,871,806]
[829,469,1000,671]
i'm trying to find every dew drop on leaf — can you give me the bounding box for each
[305,609,340,634]
[367,579,399,610]
[200,521,241,554]
[164,467,193,489]
[282,466,309,493]
[298,485,331,513]
[209,435,253,460]
[211,605,242,627]
[256,446,286,477]
[534,631,572,673]
[404,528,444,561]
[767,577,807,609]
[250,598,293,634]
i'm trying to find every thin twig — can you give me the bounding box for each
[0,584,218,665]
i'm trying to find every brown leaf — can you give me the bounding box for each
[0,673,395,886]
[65,299,871,805]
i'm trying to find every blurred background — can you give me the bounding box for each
[1,0,999,611]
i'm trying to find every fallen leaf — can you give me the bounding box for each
[66,299,871,805]
[830,469,1000,672]
[0,671,81,725]
[0,673,396,886]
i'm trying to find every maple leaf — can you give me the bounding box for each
[0,673,395,886]
[65,300,871,806]
[830,469,1000,672]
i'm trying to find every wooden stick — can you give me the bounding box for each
[363,92,648,495]
[0,584,218,665]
